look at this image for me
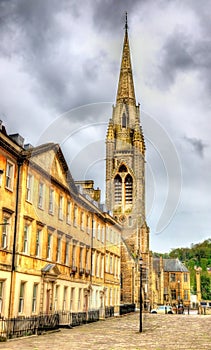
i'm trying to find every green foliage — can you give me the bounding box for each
[153,238,211,300]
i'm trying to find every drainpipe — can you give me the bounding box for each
[9,157,23,317]
[89,212,94,312]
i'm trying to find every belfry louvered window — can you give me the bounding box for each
[122,113,127,128]
[125,174,133,204]
[114,175,122,203]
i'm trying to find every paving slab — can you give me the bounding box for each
[0,312,211,350]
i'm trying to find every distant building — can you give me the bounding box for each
[152,257,191,308]
[163,258,190,307]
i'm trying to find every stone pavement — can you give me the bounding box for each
[1,312,211,350]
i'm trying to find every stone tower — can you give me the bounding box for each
[105,16,150,305]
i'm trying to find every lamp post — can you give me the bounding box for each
[139,257,143,333]
[177,280,181,314]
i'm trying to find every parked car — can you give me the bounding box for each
[151,305,174,314]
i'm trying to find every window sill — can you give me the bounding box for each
[5,186,13,192]
[38,206,44,211]
[26,199,33,204]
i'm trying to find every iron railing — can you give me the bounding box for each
[119,303,135,315]
[0,313,59,340]
[105,306,114,318]
[0,308,112,341]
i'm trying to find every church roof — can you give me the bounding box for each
[116,15,136,106]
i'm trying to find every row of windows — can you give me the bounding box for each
[1,161,121,246]
[170,273,189,283]
[0,220,120,278]
[170,289,189,300]
[0,280,120,315]
[1,212,121,252]
[105,253,120,277]
[26,174,121,244]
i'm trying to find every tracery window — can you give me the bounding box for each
[114,175,122,203]
[114,165,133,206]
[125,174,133,204]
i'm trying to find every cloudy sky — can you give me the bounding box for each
[1,0,211,253]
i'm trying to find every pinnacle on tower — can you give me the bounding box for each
[116,13,136,106]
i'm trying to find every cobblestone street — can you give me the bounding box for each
[1,312,211,350]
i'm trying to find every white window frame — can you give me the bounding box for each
[66,201,71,224]
[80,211,84,231]
[184,273,188,282]
[92,220,96,238]
[184,289,189,300]
[101,226,105,243]
[110,255,113,274]
[97,224,100,241]
[70,287,75,312]
[110,288,112,306]
[1,217,9,249]
[106,254,109,273]
[96,253,100,277]
[101,255,104,278]
[0,280,4,314]
[18,282,25,314]
[85,249,89,270]
[56,236,61,262]
[49,188,54,214]
[5,160,14,191]
[79,247,83,269]
[35,229,41,257]
[26,173,33,202]
[58,195,63,220]
[78,288,82,311]
[65,241,69,265]
[32,283,38,313]
[91,251,95,276]
[86,215,90,234]
[72,245,76,266]
[63,286,68,311]
[54,285,59,311]
[47,233,52,259]
[38,182,44,209]
[23,224,30,254]
[73,206,77,227]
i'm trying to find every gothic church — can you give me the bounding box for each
[105,17,150,306]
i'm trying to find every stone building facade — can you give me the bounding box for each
[105,20,150,306]
[152,257,191,308]
[0,122,121,318]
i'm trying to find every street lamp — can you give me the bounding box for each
[139,256,143,333]
[177,280,181,314]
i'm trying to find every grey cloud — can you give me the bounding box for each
[184,136,207,158]
[0,0,89,111]
[158,4,211,94]
[92,0,142,33]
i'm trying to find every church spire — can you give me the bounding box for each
[116,13,136,106]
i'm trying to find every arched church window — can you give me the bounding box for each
[125,174,133,204]
[119,164,127,173]
[114,175,122,204]
[122,113,127,128]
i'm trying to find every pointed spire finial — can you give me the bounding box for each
[116,12,136,106]
[125,12,128,32]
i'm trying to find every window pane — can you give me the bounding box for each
[125,174,133,204]
[114,175,122,204]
